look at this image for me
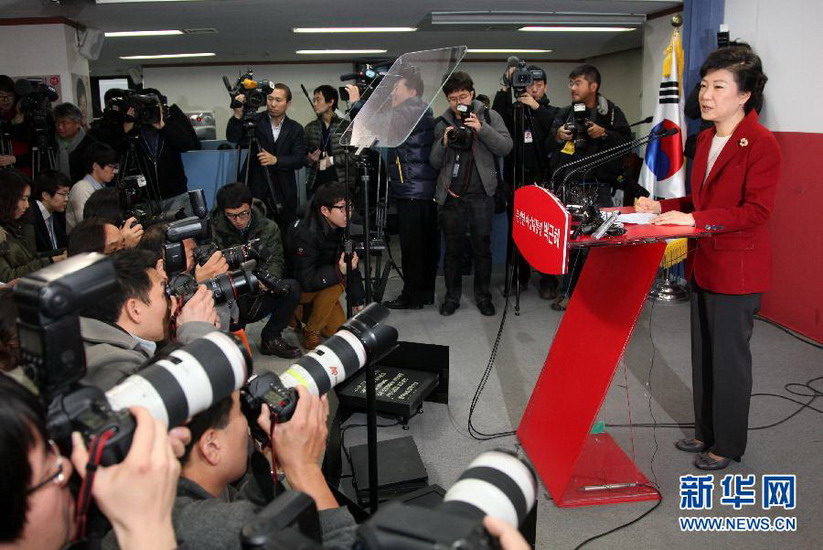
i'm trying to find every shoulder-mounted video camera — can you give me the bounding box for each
[13,253,252,465]
[15,79,59,134]
[104,89,163,125]
[223,69,273,121]
[339,65,385,101]
[509,60,535,94]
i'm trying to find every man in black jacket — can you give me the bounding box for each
[287,182,364,350]
[90,88,199,216]
[28,169,69,253]
[227,83,307,235]
[381,69,439,310]
[493,64,561,296]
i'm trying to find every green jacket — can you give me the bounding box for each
[209,199,285,278]
[0,221,51,283]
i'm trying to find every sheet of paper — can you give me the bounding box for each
[616,212,657,225]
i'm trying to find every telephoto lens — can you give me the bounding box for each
[167,260,261,306]
[241,303,397,431]
[356,449,537,549]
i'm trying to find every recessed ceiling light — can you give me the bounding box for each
[466,49,552,54]
[97,0,202,4]
[119,52,215,60]
[105,30,184,37]
[520,26,636,32]
[293,27,416,33]
[296,49,388,55]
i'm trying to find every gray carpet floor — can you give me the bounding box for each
[244,266,822,550]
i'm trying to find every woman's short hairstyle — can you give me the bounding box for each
[700,46,767,114]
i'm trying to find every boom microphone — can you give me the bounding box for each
[506,55,520,67]
[340,72,360,82]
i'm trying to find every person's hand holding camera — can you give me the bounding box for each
[442,126,455,147]
[586,121,607,140]
[231,94,246,119]
[195,251,229,282]
[257,385,338,510]
[0,154,15,167]
[175,284,219,328]
[516,92,539,110]
[70,407,191,550]
[463,112,482,132]
[120,217,144,248]
[123,107,136,134]
[307,149,322,164]
[345,84,361,103]
[556,124,574,142]
[483,517,530,550]
[152,105,165,131]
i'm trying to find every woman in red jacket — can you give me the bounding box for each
[636,47,781,470]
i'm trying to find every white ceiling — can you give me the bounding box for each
[0,0,681,74]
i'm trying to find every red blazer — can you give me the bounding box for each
[660,110,781,294]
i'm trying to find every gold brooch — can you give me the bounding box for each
[739,138,749,147]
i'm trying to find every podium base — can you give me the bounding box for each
[557,433,660,507]
[649,278,689,302]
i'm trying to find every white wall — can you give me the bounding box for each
[725,0,821,133]
[586,48,643,127]
[0,23,90,103]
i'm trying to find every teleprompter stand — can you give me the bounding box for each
[514,202,709,506]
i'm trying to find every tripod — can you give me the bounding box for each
[234,113,285,219]
[30,125,57,178]
[118,129,162,217]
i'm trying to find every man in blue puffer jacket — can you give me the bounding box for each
[382,69,439,310]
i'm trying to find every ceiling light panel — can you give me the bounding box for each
[120,52,215,60]
[105,30,183,37]
[293,27,416,33]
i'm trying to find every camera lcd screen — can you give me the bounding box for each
[18,325,43,355]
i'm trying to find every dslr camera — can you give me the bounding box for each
[564,102,592,151]
[223,69,273,122]
[13,253,252,465]
[104,89,163,125]
[447,102,474,151]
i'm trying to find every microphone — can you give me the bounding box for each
[340,72,360,82]
[629,115,654,127]
[506,55,520,68]
[659,126,679,137]
[222,75,234,93]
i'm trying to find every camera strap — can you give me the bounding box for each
[74,428,117,540]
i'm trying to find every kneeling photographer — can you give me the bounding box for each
[210,183,301,358]
[79,248,220,390]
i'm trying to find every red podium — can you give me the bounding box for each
[513,188,708,507]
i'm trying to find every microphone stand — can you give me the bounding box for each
[551,128,677,236]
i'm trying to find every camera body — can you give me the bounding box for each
[13,253,253,465]
[105,89,162,125]
[447,102,474,151]
[18,80,59,134]
[339,66,383,101]
[564,102,592,151]
[118,174,151,225]
[223,69,273,122]
[509,61,534,94]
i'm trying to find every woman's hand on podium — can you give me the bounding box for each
[635,197,662,214]
[651,210,695,227]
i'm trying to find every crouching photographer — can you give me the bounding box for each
[79,247,220,390]
[210,182,301,358]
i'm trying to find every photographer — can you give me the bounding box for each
[79,248,219,390]
[549,64,631,310]
[226,83,307,234]
[430,71,513,317]
[66,142,120,231]
[550,64,631,206]
[166,387,356,550]
[0,374,190,550]
[67,217,126,256]
[90,88,199,216]
[52,102,96,184]
[493,64,561,296]
[210,183,302,358]
[287,182,365,350]
[304,85,355,197]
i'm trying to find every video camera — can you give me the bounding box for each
[241,303,397,443]
[446,102,474,151]
[15,79,59,134]
[509,60,535,94]
[13,253,252,465]
[104,89,163,125]
[223,69,273,121]
[339,65,384,101]
[242,449,536,549]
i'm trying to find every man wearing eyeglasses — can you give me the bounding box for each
[430,71,513,317]
[28,170,69,254]
[66,142,121,232]
[287,182,365,350]
[210,182,302,358]
[0,374,190,550]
